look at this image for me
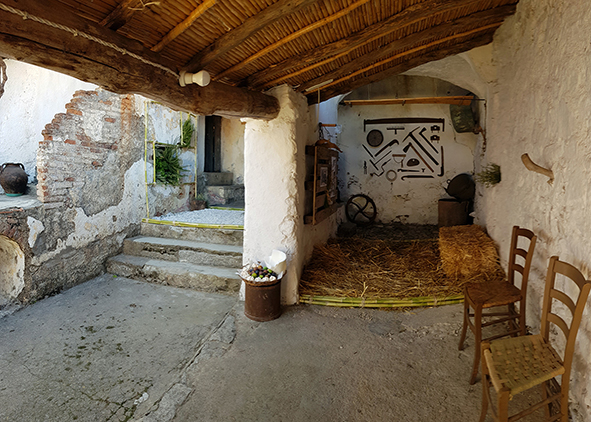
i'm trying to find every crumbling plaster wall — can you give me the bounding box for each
[479,1,591,419]
[0,60,95,191]
[0,69,194,303]
[337,75,478,224]
[243,85,340,305]
[20,90,145,300]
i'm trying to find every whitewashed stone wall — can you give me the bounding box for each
[243,85,341,304]
[481,1,591,419]
[338,76,479,224]
[221,118,245,184]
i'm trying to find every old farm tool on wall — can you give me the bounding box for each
[366,129,384,147]
[362,144,374,158]
[370,159,391,177]
[364,118,445,132]
[419,127,438,153]
[345,194,377,226]
[401,175,434,181]
[406,129,439,166]
[386,126,405,134]
[403,143,434,173]
[375,138,400,157]
[438,147,445,177]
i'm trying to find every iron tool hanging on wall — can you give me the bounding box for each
[364,118,445,132]
[366,129,383,147]
[361,119,445,180]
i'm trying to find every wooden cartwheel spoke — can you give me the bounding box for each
[345,194,377,225]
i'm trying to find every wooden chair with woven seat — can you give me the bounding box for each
[479,255,591,422]
[458,225,537,384]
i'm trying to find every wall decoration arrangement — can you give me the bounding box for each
[363,118,445,181]
[366,129,383,147]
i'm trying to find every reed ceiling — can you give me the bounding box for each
[0,0,519,112]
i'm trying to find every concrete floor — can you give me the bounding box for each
[0,274,545,422]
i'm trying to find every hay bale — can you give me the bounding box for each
[439,225,504,282]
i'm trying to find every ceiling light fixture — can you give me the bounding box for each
[179,70,211,87]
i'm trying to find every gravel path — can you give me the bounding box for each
[153,209,244,226]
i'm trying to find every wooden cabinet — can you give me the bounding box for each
[304,145,341,225]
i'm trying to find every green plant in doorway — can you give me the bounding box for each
[155,143,185,185]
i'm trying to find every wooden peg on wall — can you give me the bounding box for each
[521,153,554,185]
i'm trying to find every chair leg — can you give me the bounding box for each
[518,302,527,336]
[470,305,483,384]
[560,388,568,422]
[541,381,552,420]
[458,295,469,351]
[497,388,511,422]
[479,346,490,422]
[507,303,519,336]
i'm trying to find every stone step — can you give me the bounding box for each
[206,185,244,206]
[203,172,234,186]
[123,236,243,268]
[106,254,241,295]
[141,222,243,246]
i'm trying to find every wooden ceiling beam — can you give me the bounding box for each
[307,33,495,105]
[247,0,494,89]
[151,0,216,53]
[182,0,319,73]
[99,0,142,31]
[297,5,514,94]
[341,96,477,106]
[1,0,171,69]
[212,0,371,82]
[0,0,279,119]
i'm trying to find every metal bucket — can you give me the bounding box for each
[243,277,282,322]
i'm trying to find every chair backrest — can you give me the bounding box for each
[541,256,591,386]
[507,226,537,293]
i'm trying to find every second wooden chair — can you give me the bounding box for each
[458,225,537,384]
[479,255,591,421]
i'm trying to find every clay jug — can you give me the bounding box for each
[0,163,28,196]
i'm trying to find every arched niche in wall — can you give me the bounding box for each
[0,235,25,300]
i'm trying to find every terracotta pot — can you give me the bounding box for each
[0,163,28,196]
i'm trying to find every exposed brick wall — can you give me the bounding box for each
[14,89,145,301]
[37,90,142,215]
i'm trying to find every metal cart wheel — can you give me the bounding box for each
[345,194,377,225]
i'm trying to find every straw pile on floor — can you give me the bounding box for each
[300,236,458,300]
[300,224,505,307]
[439,225,504,282]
